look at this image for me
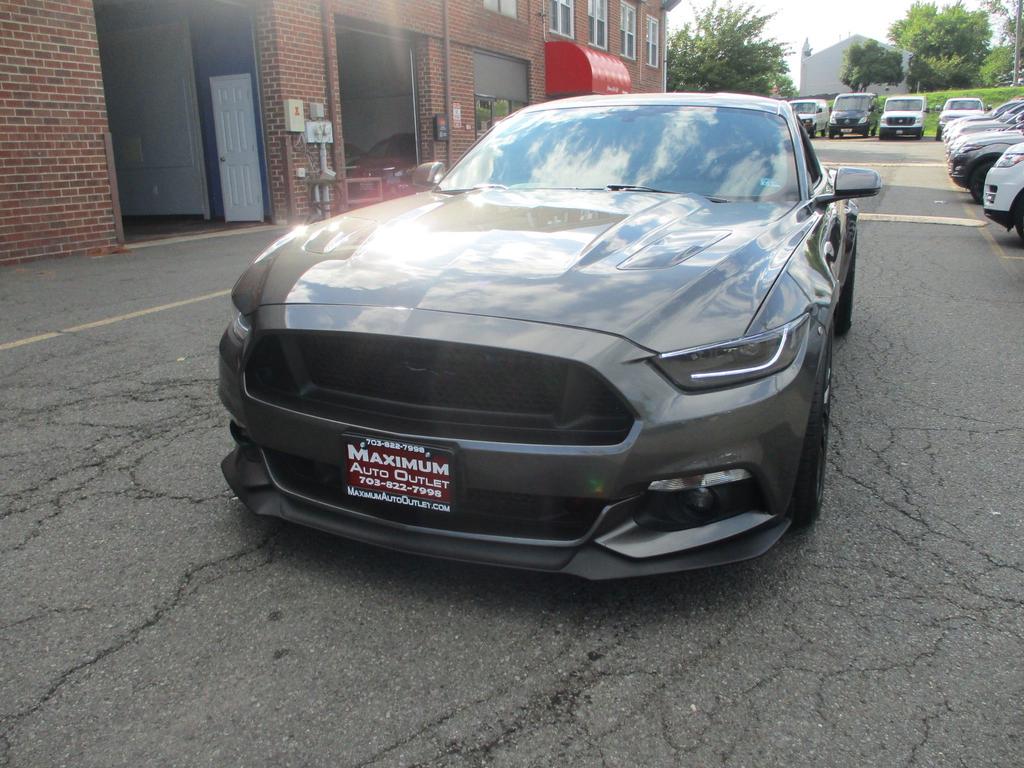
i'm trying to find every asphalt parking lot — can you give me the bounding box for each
[2,137,1023,767]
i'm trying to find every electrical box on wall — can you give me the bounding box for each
[309,102,326,119]
[304,120,334,144]
[283,99,304,132]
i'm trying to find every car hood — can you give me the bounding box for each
[955,120,1013,134]
[883,110,923,119]
[956,130,1024,148]
[234,189,805,353]
[942,110,986,120]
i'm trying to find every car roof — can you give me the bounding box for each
[519,92,786,116]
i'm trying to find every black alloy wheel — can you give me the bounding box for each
[834,251,856,336]
[969,162,995,204]
[1013,200,1024,240]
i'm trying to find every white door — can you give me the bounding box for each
[210,74,264,222]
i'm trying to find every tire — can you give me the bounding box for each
[935,126,942,141]
[820,128,827,138]
[969,162,994,204]
[788,328,833,528]
[1014,201,1024,240]
[834,251,856,337]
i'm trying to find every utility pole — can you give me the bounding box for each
[1015,0,1022,86]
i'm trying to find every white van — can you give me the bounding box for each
[789,99,829,137]
[879,95,926,140]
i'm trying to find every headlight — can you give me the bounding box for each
[229,311,251,343]
[654,315,809,391]
[995,152,1024,168]
[857,117,868,124]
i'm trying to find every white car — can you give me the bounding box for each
[879,96,926,140]
[936,97,986,140]
[789,98,829,137]
[983,142,1024,237]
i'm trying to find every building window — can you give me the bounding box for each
[620,2,636,59]
[475,96,527,136]
[588,0,607,49]
[550,0,573,37]
[646,15,659,66]
[484,0,517,17]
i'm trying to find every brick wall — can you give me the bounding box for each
[0,0,670,259]
[0,0,116,262]
[254,0,330,222]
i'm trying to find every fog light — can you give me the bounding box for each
[648,469,752,492]
[635,470,761,532]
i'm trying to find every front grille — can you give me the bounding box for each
[263,448,605,541]
[886,117,914,126]
[246,332,634,445]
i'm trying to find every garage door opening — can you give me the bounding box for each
[94,0,270,242]
[336,20,419,208]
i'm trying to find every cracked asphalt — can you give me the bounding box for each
[2,138,1023,767]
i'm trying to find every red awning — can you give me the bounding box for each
[545,41,632,97]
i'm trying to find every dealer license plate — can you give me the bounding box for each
[896,129,904,135]
[840,128,853,133]
[345,435,455,513]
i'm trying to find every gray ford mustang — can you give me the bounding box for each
[219,93,880,579]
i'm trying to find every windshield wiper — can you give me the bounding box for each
[604,184,676,193]
[437,183,508,194]
[603,185,730,203]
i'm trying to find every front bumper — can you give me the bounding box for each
[879,124,922,137]
[982,165,1024,228]
[220,305,822,579]
[949,153,975,187]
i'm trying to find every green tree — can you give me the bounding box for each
[888,2,991,90]
[667,1,791,96]
[981,45,1014,85]
[774,74,797,99]
[839,39,905,91]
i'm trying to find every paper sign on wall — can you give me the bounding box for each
[452,102,462,129]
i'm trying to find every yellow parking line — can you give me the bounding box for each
[961,203,1024,263]
[0,332,63,352]
[860,213,985,227]
[0,289,231,353]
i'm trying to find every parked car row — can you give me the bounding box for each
[788,94,995,143]
[937,97,1024,239]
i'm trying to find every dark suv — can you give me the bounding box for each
[829,93,879,138]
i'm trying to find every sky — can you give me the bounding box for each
[666,0,930,83]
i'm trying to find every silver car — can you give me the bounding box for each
[219,94,880,579]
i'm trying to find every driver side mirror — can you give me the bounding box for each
[412,161,446,188]
[815,167,882,206]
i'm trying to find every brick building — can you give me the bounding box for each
[1,0,678,263]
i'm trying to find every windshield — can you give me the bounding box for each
[440,105,800,202]
[834,95,874,111]
[946,99,983,111]
[885,98,924,112]
[790,101,817,113]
